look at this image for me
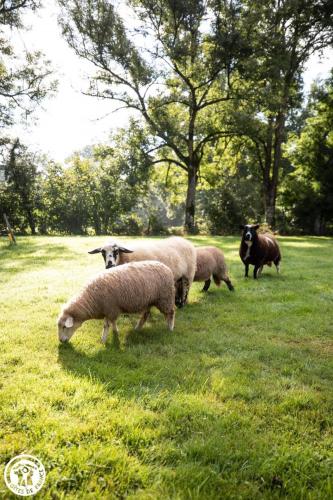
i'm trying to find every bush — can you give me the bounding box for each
[199,166,264,235]
[113,214,144,235]
[168,226,185,236]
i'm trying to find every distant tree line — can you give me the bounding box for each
[0,0,333,236]
[57,0,333,233]
[1,73,333,236]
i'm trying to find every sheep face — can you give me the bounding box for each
[57,315,82,343]
[240,224,260,243]
[88,244,133,269]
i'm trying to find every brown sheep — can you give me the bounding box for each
[194,246,234,292]
[57,261,175,344]
[239,224,281,279]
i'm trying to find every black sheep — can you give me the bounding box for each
[239,224,281,279]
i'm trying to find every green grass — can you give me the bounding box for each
[0,235,332,499]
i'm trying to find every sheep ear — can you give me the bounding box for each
[88,247,102,254]
[253,224,260,230]
[118,246,133,253]
[239,225,245,230]
[65,316,74,328]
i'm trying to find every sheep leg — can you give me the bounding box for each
[182,277,190,305]
[212,274,221,287]
[274,257,281,273]
[257,266,264,277]
[253,265,261,279]
[175,278,183,308]
[135,309,150,330]
[223,277,234,291]
[101,318,110,344]
[202,279,211,292]
[165,310,175,331]
[244,263,249,277]
[111,320,119,335]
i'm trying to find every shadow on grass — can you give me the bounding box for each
[0,239,78,279]
[57,329,208,397]
[56,288,241,398]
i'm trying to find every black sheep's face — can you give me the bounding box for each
[88,243,134,269]
[240,224,260,242]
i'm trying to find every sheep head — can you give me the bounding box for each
[88,242,133,269]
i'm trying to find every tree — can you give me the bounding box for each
[0,1,55,128]
[231,0,333,227]
[4,138,43,234]
[282,73,333,234]
[199,137,264,233]
[0,1,56,230]
[58,0,249,233]
[40,121,152,234]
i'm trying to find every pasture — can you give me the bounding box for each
[0,235,332,499]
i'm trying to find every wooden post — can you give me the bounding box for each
[3,213,16,244]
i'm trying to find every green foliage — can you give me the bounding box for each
[282,73,333,235]
[1,122,151,235]
[1,139,44,234]
[0,1,40,27]
[1,235,333,498]
[0,1,55,128]
[199,139,264,233]
[0,1,56,234]
[201,173,263,235]
[217,0,333,226]
[1,3,332,236]
[58,0,254,232]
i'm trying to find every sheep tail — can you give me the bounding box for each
[213,274,221,287]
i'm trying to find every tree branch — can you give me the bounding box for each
[150,157,188,171]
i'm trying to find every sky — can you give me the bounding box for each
[8,0,333,163]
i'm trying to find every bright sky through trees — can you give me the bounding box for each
[8,0,333,163]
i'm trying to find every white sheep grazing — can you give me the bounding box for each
[88,236,196,308]
[194,246,234,292]
[57,261,175,344]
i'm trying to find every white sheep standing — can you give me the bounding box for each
[57,261,175,344]
[194,246,234,292]
[88,236,196,308]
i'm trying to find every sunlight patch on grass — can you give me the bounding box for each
[1,235,333,498]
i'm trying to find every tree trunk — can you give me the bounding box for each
[314,214,325,235]
[93,215,101,235]
[263,110,286,228]
[264,186,276,227]
[26,207,36,235]
[184,168,198,234]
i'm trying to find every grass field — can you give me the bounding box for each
[0,235,332,499]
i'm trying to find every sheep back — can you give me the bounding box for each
[194,246,228,282]
[119,237,196,285]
